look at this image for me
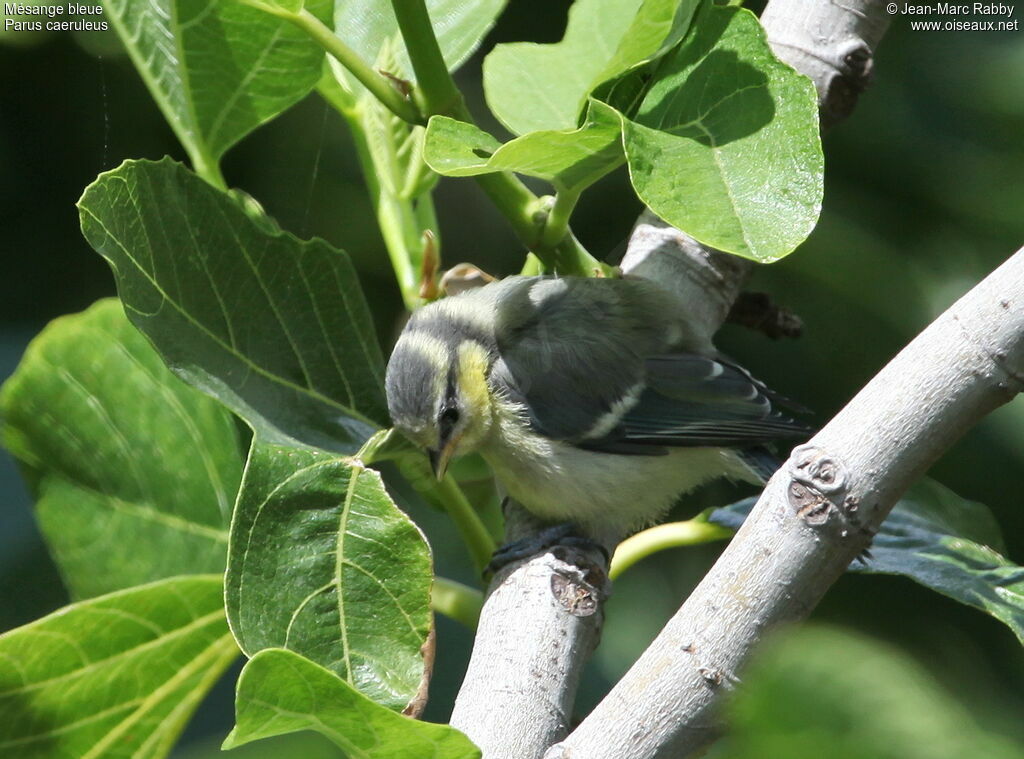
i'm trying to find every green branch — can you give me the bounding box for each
[400,454,497,573]
[539,188,583,249]
[432,576,483,629]
[254,2,423,124]
[390,0,465,118]
[433,473,498,573]
[609,517,733,579]
[191,150,227,192]
[386,0,603,276]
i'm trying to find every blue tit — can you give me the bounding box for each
[385,275,809,538]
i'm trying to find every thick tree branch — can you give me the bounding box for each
[549,246,1024,759]
[761,0,892,129]
[450,2,893,756]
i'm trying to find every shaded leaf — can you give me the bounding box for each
[0,576,238,759]
[622,5,822,261]
[102,0,331,168]
[424,100,624,192]
[226,442,433,712]
[78,158,434,712]
[711,479,1024,644]
[78,158,385,454]
[224,649,479,757]
[483,0,699,135]
[0,299,241,599]
[716,625,1024,759]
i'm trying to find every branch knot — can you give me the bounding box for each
[787,445,853,526]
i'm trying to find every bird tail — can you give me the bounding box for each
[737,446,784,484]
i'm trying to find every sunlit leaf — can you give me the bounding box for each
[424,100,623,192]
[483,0,700,135]
[0,299,241,598]
[102,0,331,168]
[226,443,433,712]
[225,649,479,757]
[0,576,238,759]
[78,157,386,454]
[621,5,822,261]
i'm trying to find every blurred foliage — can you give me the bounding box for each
[1,0,1023,755]
[710,625,1024,759]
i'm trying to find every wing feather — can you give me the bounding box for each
[487,277,811,453]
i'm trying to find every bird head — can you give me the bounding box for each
[385,308,496,480]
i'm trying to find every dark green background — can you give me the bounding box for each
[2,1,1023,755]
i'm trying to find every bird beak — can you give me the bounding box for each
[428,440,456,481]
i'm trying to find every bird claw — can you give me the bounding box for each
[485,524,610,576]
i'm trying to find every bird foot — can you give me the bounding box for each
[485,524,610,576]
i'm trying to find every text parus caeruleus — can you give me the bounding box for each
[384,275,809,538]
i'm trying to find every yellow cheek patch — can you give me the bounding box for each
[458,341,493,425]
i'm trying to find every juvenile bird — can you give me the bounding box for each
[385,275,808,541]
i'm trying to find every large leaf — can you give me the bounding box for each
[424,100,624,193]
[333,0,506,92]
[226,442,433,712]
[716,626,1024,759]
[621,5,822,261]
[483,0,700,135]
[712,479,1024,644]
[0,299,241,599]
[78,157,386,454]
[102,0,330,170]
[0,576,238,759]
[225,649,479,757]
[78,158,433,711]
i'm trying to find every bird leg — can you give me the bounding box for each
[485,523,611,576]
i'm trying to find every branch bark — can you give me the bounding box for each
[761,0,892,129]
[548,246,1024,759]
[450,1,893,755]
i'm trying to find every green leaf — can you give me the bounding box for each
[621,5,823,261]
[717,626,1024,759]
[102,0,331,174]
[333,0,507,90]
[711,479,1024,645]
[0,576,238,759]
[77,158,433,711]
[596,0,702,85]
[78,158,386,454]
[0,299,241,599]
[224,649,479,758]
[226,443,433,712]
[483,0,700,135]
[424,100,624,192]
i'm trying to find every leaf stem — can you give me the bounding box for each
[432,576,483,629]
[540,187,583,249]
[278,6,423,124]
[400,453,497,573]
[434,473,498,573]
[389,0,464,118]
[609,518,733,580]
[191,150,227,191]
[386,0,603,276]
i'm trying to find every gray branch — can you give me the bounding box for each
[762,0,891,128]
[449,508,611,757]
[450,2,893,756]
[549,247,1024,759]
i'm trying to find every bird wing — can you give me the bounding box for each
[608,354,813,448]
[489,277,672,444]
[488,277,810,453]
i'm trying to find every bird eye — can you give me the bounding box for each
[439,406,460,426]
